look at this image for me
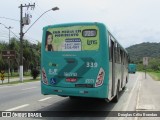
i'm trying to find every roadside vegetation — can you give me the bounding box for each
[0,37,41,81]
[0,78,40,85]
[135,58,160,81]
[148,72,160,81]
[126,42,160,81]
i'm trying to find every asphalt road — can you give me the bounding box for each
[0,72,160,120]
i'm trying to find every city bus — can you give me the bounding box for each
[41,22,129,102]
[128,64,136,74]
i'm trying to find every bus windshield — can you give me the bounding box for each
[45,25,99,51]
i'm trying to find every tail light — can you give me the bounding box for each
[42,68,48,85]
[95,68,105,87]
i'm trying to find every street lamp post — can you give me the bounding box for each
[19,7,59,82]
[24,7,59,34]
[0,23,12,44]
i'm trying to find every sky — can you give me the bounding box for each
[0,0,160,48]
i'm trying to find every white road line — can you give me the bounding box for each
[118,73,141,120]
[123,73,140,111]
[38,97,52,102]
[22,87,37,90]
[5,104,29,111]
[136,81,142,110]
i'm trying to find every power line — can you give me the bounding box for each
[0,35,8,38]
[0,17,19,22]
[17,0,58,44]
[0,23,19,39]
[0,31,9,35]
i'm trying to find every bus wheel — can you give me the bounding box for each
[69,96,79,99]
[112,83,119,103]
[104,98,110,102]
[122,86,126,90]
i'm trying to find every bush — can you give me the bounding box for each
[31,68,40,79]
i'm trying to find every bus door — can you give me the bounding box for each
[111,40,115,97]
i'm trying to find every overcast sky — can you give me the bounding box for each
[0,0,160,48]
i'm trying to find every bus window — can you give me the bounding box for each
[120,49,123,64]
[110,38,114,62]
[108,35,112,61]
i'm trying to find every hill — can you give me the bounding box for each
[126,42,160,63]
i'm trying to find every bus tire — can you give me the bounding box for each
[122,86,126,90]
[126,77,128,83]
[69,96,79,99]
[112,83,119,103]
[123,77,128,90]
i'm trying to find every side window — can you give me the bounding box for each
[125,53,128,67]
[118,45,121,63]
[115,42,120,63]
[109,35,112,62]
[120,49,122,64]
[124,53,126,65]
[115,42,117,63]
[122,51,124,65]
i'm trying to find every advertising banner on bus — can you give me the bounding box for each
[45,25,99,51]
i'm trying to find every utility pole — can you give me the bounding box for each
[19,3,35,82]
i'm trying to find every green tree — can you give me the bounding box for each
[0,37,41,76]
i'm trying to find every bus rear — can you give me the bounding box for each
[41,23,109,99]
[128,64,136,73]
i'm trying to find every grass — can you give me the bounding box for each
[3,71,31,77]
[0,78,40,85]
[148,72,160,81]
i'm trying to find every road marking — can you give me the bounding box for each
[137,104,155,110]
[123,73,140,111]
[136,80,141,110]
[38,97,52,102]
[118,73,141,120]
[22,87,37,90]
[5,104,29,111]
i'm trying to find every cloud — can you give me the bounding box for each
[0,0,160,47]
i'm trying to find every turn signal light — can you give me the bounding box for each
[95,68,105,87]
[42,68,48,85]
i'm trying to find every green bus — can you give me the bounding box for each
[41,22,129,102]
[128,64,136,74]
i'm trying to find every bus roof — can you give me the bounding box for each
[43,22,106,30]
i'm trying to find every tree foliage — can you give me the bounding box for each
[126,42,160,71]
[0,37,41,74]
[31,68,40,79]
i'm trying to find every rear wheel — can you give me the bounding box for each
[111,83,119,103]
[69,96,79,99]
[122,86,126,90]
[122,77,128,90]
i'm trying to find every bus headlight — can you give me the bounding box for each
[42,68,48,85]
[95,67,105,87]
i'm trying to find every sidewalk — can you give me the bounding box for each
[0,76,39,84]
[136,73,160,119]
